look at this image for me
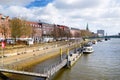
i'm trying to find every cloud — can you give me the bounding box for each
[0,0,120,35]
[53,0,110,9]
[101,7,120,19]
[0,0,35,7]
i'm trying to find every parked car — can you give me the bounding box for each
[6,39,15,44]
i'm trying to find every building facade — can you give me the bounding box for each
[27,21,42,42]
[0,14,10,39]
[41,23,54,37]
[97,30,105,37]
[70,27,81,38]
[0,14,83,42]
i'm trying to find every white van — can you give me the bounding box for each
[27,38,34,45]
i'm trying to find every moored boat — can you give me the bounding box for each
[82,44,94,54]
[92,40,97,44]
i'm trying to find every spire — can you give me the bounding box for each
[86,23,89,31]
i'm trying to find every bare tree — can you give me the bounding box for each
[51,25,72,40]
[51,25,60,40]
[0,24,8,39]
[80,30,93,38]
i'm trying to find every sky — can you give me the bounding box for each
[0,0,120,35]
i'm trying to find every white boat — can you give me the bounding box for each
[82,44,94,54]
[92,40,97,44]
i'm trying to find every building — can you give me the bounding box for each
[14,21,54,43]
[57,25,70,40]
[0,14,10,39]
[41,23,54,37]
[97,30,105,37]
[119,33,120,36]
[57,25,70,35]
[70,27,80,38]
[0,14,85,42]
[27,21,42,42]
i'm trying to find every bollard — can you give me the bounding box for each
[67,49,69,56]
[60,48,63,62]
[67,49,70,68]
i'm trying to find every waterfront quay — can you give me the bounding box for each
[0,39,87,80]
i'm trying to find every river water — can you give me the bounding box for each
[52,38,120,80]
[2,38,120,80]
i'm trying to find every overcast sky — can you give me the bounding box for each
[0,0,120,35]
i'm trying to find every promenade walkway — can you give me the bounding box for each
[0,41,79,66]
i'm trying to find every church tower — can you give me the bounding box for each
[86,23,89,31]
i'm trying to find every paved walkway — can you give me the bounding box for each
[0,41,66,57]
[0,41,79,67]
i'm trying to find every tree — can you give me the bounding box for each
[21,20,32,38]
[80,30,93,38]
[10,18,22,39]
[58,27,63,39]
[67,30,72,39]
[51,25,71,40]
[75,32,81,37]
[0,24,8,39]
[10,18,33,40]
[63,30,72,40]
[0,19,10,40]
[51,25,60,40]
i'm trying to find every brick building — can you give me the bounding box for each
[57,25,70,32]
[27,21,42,42]
[27,22,54,42]
[41,23,54,37]
[0,14,11,40]
[70,27,81,38]
[0,14,82,42]
[56,25,70,40]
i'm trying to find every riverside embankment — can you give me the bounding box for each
[0,40,89,80]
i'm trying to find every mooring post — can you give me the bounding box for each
[74,45,77,53]
[60,48,63,62]
[67,49,70,68]
[79,44,82,53]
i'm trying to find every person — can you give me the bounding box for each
[1,40,5,48]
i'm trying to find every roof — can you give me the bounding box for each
[71,27,80,30]
[27,21,40,25]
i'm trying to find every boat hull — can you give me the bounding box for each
[83,50,94,54]
[82,46,94,54]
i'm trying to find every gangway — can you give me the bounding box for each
[0,68,47,78]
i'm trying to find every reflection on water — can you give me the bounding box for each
[2,39,120,80]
